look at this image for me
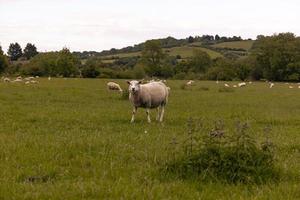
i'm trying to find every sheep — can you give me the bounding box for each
[233,85,237,88]
[30,80,38,84]
[224,83,230,87]
[289,85,294,89]
[3,77,10,82]
[107,82,123,93]
[238,82,246,87]
[25,81,30,85]
[127,80,169,123]
[248,81,253,84]
[298,86,300,89]
[48,76,51,80]
[186,80,194,86]
[269,83,274,88]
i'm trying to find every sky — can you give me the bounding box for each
[0,0,300,52]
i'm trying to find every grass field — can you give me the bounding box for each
[212,40,255,51]
[101,46,222,60]
[0,78,299,199]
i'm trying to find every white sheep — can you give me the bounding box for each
[107,82,123,93]
[48,76,51,80]
[269,83,274,88]
[238,82,246,87]
[127,80,169,123]
[3,77,11,82]
[31,80,38,84]
[289,85,294,89]
[233,85,237,88]
[186,80,194,86]
[224,83,230,87]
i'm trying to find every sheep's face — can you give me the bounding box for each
[127,80,142,94]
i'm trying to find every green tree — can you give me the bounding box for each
[189,49,211,73]
[142,40,165,77]
[55,48,80,77]
[81,57,102,78]
[7,43,22,61]
[0,46,9,73]
[251,33,300,81]
[23,43,38,60]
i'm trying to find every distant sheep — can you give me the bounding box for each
[269,83,274,88]
[224,83,230,87]
[107,82,123,92]
[233,85,237,88]
[127,80,169,123]
[186,80,194,86]
[3,77,10,82]
[238,82,246,87]
[289,86,294,89]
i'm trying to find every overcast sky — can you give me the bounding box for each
[0,0,299,52]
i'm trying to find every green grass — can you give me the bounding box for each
[212,40,255,51]
[0,79,299,199]
[101,46,222,60]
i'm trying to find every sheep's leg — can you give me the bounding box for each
[131,107,137,123]
[146,108,151,123]
[159,106,165,122]
[156,107,161,121]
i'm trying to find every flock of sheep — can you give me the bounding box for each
[107,79,300,123]
[1,76,43,84]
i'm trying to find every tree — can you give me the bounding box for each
[0,46,9,73]
[251,33,300,81]
[7,43,22,61]
[188,36,194,43]
[0,46,3,55]
[141,40,165,77]
[23,43,38,60]
[81,57,101,78]
[55,48,80,77]
[189,50,211,73]
[215,34,220,41]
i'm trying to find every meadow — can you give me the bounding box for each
[0,78,299,199]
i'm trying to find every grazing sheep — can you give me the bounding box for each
[248,81,253,84]
[224,83,230,87]
[12,78,22,83]
[107,82,123,92]
[127,80,169,123]
[216,80,219,84]
[298,86,300,89]
[25,81,30,85]
[289,85,294,89]
[238,82,246,87]
[48,76,51,80]
[3,77,10,82]
[31,80,38,84]
[269,83,274,88]
[233,85,237,88]
[186,80,194,86]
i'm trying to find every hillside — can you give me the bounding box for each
[211,40,254,51]
[101,45,223,62]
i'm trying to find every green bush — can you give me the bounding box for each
[164,119,280,184]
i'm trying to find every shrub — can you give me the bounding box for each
[163,119,279,184]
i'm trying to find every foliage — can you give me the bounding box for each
[164,119,280,184]
[81,57,102,78]
[23,43,38,60]
[251,33,300,81]
[0,47,9,73]
[7,43,23,61]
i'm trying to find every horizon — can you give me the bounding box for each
[1,0,300,52]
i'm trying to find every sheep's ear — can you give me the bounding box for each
[139,79,144,84]
[126,80,131,85]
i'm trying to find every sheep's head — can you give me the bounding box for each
[127,80,142,94]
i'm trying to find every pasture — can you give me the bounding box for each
[0,79,299,199]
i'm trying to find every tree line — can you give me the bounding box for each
[1,33,300,81]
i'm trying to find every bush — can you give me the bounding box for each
[163,119,280,184]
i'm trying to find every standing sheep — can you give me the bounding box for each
[127,80,169,123]
[107,82,123,93]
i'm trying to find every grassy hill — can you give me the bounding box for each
[212,40,254,51]
[101,45,223,62]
